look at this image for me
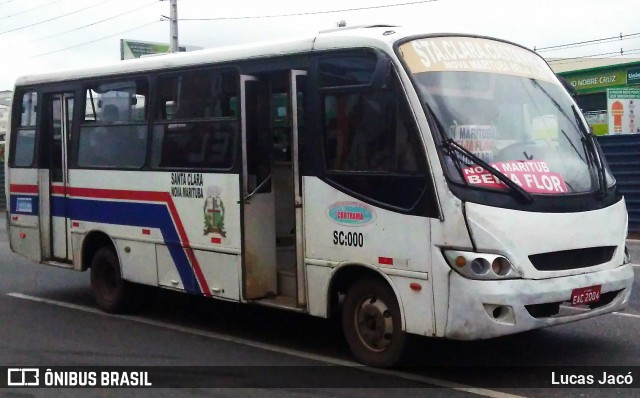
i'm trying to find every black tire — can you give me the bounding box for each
[342,278,406,367]
[90,247,133,313]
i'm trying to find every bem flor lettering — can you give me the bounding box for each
[462,160,568,194]
[170,172,204,198]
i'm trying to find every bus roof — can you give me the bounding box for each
[14,25,409,88]
[14,26,540,88]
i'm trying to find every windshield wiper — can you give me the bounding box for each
[529,79,606,197]
[572,105,607,197]
[443,138,534,204]
[424,103,534,204]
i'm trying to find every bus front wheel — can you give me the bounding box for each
[342,278,405,367]
[90,247,133,313]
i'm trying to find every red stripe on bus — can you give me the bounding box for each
[11,216,18,221]
[51,185,66,195]
[142,228,151,235]
[9,184,38,194]
[72,221,80,227]
[378,257,394,265]
[65,187,167,202]
[211,237,222,244]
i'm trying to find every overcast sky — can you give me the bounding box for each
[1,0,639,91]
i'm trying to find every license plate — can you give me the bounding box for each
[571,285,601,306]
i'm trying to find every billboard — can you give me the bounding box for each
[607,88,640,134]
[120,39,202,60]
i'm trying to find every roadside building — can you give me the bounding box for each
[0,90,10,210]
[553,60,640,234]
[0,103,8,142]
[0,90,12,142]
[552,58,640,135]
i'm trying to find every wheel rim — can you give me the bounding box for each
[354,295,394,352]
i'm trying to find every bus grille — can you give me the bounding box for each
[528,246,617,271]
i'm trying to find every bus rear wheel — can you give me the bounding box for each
[342,278,405,367]
[90,247,133,313]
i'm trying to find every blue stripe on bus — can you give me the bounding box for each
[51,196,201,294]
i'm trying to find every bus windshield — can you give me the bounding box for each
[399,36,612,196]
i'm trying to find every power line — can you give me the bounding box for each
[23,1,158,44]
[548,49,626,63]
[30,19,160,58]
[0,0,65,19]
[178,0,438,21]
[0,0,110,35]
[549,54,640,66]
[535,32,640,52]
[540,34,640,53]
[547,47,640,65]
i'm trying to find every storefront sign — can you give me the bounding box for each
[628,67,640,85]
[566,69,627,92]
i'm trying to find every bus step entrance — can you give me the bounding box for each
[276,245,296,298]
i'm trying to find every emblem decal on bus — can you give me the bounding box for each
[327,202,375,227]
[203,185,226,237]
[15,197,34,214]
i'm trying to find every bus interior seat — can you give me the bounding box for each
[159,126,188,167]
[272,127,291,162]
[207,127,232,166]
[102,104,120,123]
[187,130,209,164]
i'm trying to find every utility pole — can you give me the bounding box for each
[170,0,179,53]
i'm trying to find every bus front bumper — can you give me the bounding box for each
[443,264,634,340]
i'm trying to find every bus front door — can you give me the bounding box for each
[43,92,74,263]
[240,71,307,307]
[240,75,278,299]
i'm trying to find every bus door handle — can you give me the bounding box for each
[244,174,271,203]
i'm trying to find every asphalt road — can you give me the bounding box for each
[1,219,640,397]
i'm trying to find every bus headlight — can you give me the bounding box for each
[443,250,521,280]
[470,258,490,275]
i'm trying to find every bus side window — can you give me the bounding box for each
[321,73,428,210]
[11,92,38,167]
[323,89,424,174]
[151,70,238,170]
[13,130,36,167]
[77,80,148,168]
